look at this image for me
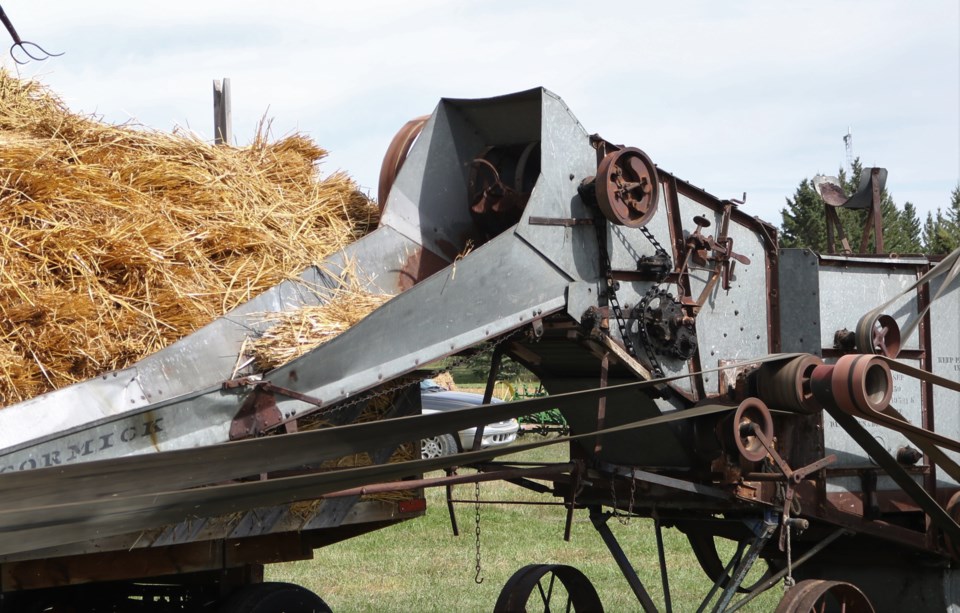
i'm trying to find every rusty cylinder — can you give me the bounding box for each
[810,354,893,416]
[754,354,823,414]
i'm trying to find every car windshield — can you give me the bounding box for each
[419,379,445,392]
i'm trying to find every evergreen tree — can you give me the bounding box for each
[890,202,923,254]
[780,158,907,253]
[945,185,960,250]
[923,209,954,254]
[779,178,826,249]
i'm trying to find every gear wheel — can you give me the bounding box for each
[634,289,698,360]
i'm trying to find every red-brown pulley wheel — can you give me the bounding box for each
[595,147,659,227]
[734,398,774,463]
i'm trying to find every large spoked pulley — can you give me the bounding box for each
[595,147,659,227]
[774,579,875,613]
[378,115,429,210]
[494,564,604,612]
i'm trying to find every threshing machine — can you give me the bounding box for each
[0,88,957,612]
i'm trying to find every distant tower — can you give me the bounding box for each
[843,127,854,171]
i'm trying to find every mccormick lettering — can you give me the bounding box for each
[0,417,164,473]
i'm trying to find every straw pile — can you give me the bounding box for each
[0,70,379,405]
[250,284,392,372]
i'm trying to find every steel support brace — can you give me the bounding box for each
[589,507,660,613]
[472,346,505,451]
[695,541,747,613]
[725,528,847,613]
[594,353,610,455]
[825,405,960,545]
[445,468,459,537]
[654,514,673,613]
[711,519,775,613]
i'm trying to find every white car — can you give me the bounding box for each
[419,380,519,458]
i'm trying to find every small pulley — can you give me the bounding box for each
[595,147,659,227]
[855,312,901,358]
[731,398,774,463]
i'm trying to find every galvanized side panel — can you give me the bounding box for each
[0,387,241,470]
[515,91,603,282]
[818,261,921,352]
[778,249,822,354]
[676,195,771,397]
[814,256,935,493]
[931,273,960,487]
[378,101,485,258]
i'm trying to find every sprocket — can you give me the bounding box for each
[633,289,698,360]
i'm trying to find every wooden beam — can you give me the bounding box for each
[213,78,232,146]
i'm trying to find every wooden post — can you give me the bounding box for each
[213,78,232,146]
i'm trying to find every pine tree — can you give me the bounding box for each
[891,202,923,254]
[779,178,826,249]
[923,209,954,254]
[944,185,960,250]
[779,158,910,253]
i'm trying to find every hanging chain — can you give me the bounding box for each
[610,470,638,525]
[474,481,484,584]
[784,523,795,590]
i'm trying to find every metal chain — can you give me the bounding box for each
[636,225,671,378]
[591,212,671,376]
[639,224,670,258]
[636,287,666,378]
[610,470,638,525]
[593,215,636,357]
[784,523,795,590]
[609,473,621,522]
[474,481,484,584]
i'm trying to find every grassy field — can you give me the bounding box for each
[266,439,779,612]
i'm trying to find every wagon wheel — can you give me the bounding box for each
[774,579,875,613]
[494,564,603,612]
[687,532,772,594]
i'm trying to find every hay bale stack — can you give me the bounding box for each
[0,71,379,405]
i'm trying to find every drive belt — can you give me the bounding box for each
[0,402,739,557]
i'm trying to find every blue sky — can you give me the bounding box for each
[10,1,960,227]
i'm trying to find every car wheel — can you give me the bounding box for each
[421,433,459,459]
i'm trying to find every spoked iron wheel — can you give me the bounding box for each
[774,579,875,613]
[494,564,603,612]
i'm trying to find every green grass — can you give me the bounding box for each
[266,440,779,612]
